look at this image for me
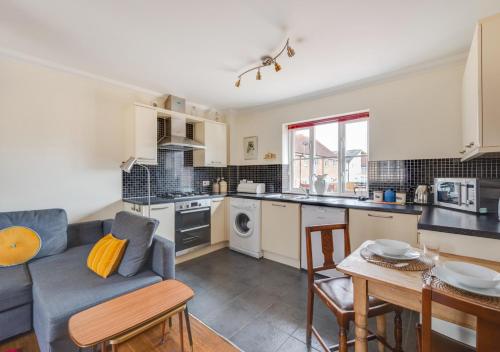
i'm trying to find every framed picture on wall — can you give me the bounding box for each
[243,136,258,160]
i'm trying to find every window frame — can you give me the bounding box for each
[287,116,369,197]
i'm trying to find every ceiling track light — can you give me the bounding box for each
[235,38,295,88]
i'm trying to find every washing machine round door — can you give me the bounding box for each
[233,211,253,238]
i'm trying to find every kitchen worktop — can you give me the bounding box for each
[229,192,424,215]
[418,206,500,239]
[123,194,226,205]
[123,193,500,240]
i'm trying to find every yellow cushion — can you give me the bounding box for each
[87,234,128,278]
[0,226,41,267]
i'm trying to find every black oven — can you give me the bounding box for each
[175,199,211,256]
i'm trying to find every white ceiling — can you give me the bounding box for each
[1,0,500,109]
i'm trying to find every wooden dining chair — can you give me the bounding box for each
[305,224,403,352]
[417,281,500,352]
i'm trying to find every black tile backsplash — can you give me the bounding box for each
[368,158,500,203]
[124,118,500,200]
[123,118,283,197]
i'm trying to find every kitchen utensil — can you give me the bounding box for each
[442,262,500,289]
[384,189,396,202]
[414,185,428,204]
[219,177,227,193]
[434,265,500,297]
[374,239,410,256]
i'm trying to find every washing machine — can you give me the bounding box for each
[229,197,262,258]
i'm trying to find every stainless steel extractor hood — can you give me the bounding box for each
[158,116,206,151]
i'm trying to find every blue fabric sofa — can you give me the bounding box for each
[0,209,175,352]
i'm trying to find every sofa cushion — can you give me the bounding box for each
[0,209,67,259]
[111,211,158,277]
[29,244,162,342]
[0,264,32,312]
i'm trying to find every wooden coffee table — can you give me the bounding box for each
[69,280,195,352]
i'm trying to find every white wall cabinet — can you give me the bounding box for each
[211,197,227,244]
[125,104,158,165]
[348,209,419,250]
[261,201,301,268]
[461,14,500,160]
[193,121,227,167]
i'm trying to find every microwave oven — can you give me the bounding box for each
[434,178,500,213]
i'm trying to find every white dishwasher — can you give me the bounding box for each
[300,205,347,277]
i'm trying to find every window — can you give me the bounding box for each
[288,112,369,196]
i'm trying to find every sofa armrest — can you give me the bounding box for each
[150,235,175,280]
[67,219,113,248]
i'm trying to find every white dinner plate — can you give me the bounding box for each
[366,243,421,261]
[434,265,500,298]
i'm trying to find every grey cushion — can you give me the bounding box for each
[111,211,158,277]
[0,264,32,312]
[29,244,162,342]
[0,209,67,259]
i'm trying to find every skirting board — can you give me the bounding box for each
[175,241,229,264]
[263,251,300,269]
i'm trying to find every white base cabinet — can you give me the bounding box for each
[348,209,419,250]
[261,201,301,268]
[123,202,175,242]
[211,197,227,244]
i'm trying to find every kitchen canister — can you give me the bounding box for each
[373,191,384,202]
[396,192,406,205]
[384,188,396,202]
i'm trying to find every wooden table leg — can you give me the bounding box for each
[477,317,497,352]
[376,315,386,352]
[179,311,185,352]
[184,306,194,351]
[353,276,369,352]
[101,341,106,352]
[111,344,118,352]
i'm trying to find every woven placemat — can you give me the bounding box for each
[360,247,432,271]
[422,268,500,309]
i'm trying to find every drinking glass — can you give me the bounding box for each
[422,240,440,266]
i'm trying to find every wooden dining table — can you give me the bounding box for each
[336,240,500,352]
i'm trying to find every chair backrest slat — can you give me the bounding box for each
[304,224,350,276]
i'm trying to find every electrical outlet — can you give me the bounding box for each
[202,180,210,187]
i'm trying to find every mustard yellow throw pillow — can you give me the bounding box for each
[87,234,127,278]
[0,226,41,267]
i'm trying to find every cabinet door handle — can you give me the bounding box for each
[367,213,393,219]
[151,206,171,210]
[271,203,286,208]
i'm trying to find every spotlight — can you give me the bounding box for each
[287,44,295,57]
[235,78,241,87]
[274,61,281,72]
[256,69,261,80]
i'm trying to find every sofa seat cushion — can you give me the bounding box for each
[29,244,162,342]
[0,264,32,312]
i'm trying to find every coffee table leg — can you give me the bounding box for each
[184,306,193,352]
[179,311,185,352]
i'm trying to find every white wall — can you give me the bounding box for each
[229,61,465,165]
[0,57,157,222]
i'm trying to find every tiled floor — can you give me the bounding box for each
[176,248,418,352]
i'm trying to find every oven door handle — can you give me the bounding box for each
[179,224,210,233]
[178,207,210,214]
